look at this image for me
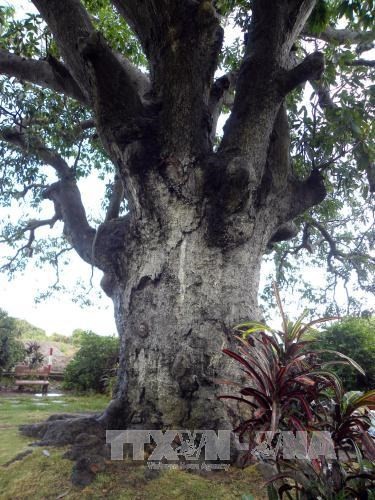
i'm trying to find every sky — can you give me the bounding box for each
[0,0,119,336]
[0,174,117,336]
[0,1,373,336]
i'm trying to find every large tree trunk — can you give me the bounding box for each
[18,0,328,455]
[94,150,271,429]
[110,223,265,430]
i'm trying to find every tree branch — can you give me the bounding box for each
[285,169,327,222]
[0,50,87,104]
[0,127,71,179]
[219,0,316,161]
[31,0,145,145]
[0,125,96,265]
[346,59,375,68]
[281,51,324,95]
[303,26,375,46]
[309,219,375,292]
[0,214,59,272]
[42,180,95,265]
[208,71,237,143]
[105,174,124,222]
[0,183,46,200]
[112,0,224,156]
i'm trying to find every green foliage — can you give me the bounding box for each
[220,286,375,499]
[63,331,119,393]
[70,328,91,346]
[0,308,24,371]
[307,0,332,33]
[11,318,47,340]
[314,317,375,391]
[49,332,71,343]
[0,1,374,312]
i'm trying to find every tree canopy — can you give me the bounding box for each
[0,0,374,314]
[315,316,375,391]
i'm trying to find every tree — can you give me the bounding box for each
[0,0,374,431]
[315,316,375,391]
[63,331,119,392]
[0,308,25,371]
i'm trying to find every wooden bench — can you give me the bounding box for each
[15,365,51,394]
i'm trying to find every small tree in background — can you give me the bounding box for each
[0,308,24,371]
[63,331,119,393]
[315,317,375,391]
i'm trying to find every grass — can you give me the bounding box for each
[0,393,266,499]
[0,393,108,465]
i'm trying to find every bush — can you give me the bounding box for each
[0,309,25,371]
[315,317,375,391]
[24,341,44,368]
[50,332,71,343]
[220,285,375,499]
[63,331,119,393]
[71,328,92,346]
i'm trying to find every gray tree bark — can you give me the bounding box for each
[106,193,266,429]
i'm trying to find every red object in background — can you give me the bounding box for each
[48,347,53,373]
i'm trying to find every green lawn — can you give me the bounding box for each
[0,393,266,499]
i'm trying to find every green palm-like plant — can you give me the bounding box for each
[220,283,375,499]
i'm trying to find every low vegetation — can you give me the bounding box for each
[315,317,375,391]
[221,286,375,499]
[63,331,119,393]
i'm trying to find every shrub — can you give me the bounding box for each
[220,284,375,499]
[0,309,25,371]
[24,341,44,368]
[315,317,375,391]
[63,331,119,393]
[50,332,72,343]
[71,328,92,347]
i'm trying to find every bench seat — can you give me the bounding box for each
[15,380,49,385]
[14,365,51,394]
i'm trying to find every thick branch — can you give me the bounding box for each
[31,0,144,143]
[0,50,87,104]
[219,0,316,160]
[282,51,324,94]
[43,181,95,265]
[113,0,224,156]
[285,169,327,221]
[0,126,96,265]
[303,26,375,46]
[114,52,150,99]
[105,175,124,222]
[208,71,237,142]
[0,127,71,178]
